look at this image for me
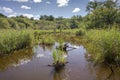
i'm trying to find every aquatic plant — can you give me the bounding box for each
[52,49,66,70]
[76,29,85,36]
[85,29,120,66]
[41,37,55,45]
[0,30,34,54]
[51,34,67,70]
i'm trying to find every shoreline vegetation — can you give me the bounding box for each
[0,0,120,68]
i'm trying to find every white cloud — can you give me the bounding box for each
[33,0,42,3]
[46,1,51,4]
[89,0,94,2]
[21,5,31,9]
[22,14,39,19]
[34,15,39,20]
[8,14,16,17]
[57,0,69,7]
[22,13,33,18]
[8,12,18,17]
[0,7,13,13]
[72,8,80,13]
[13,0,28,2]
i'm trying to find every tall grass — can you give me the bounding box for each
[0,30,34,54]
[52,36,67,70]
[52,49,66,65]
[85,29,120,65]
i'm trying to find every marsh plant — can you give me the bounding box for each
[34,31,55,45]
[86,29,120,66]
[0,30,33,55]
[51,38,67,70]
[52,49,66,70]
[76,29,85,36]
[41,37,55,45]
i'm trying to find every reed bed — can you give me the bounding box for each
[0,30,34,54]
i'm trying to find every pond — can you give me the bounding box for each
[0,42,120,80]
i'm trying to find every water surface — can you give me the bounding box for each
[0,43,120,80]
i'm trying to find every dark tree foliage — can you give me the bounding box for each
[70,20,78,29]
[40,15,54,21]
[86,0,120,29]
[0,13,7,18]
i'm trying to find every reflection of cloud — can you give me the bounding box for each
[36,54,44,58]
[12,59,30,67]
[63,54,67,58]
[73,45,79,49]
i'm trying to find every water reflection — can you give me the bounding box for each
[0,48,33,71]
[33,44,53,59]
[94,64,120,80]
[53,67,70,80]
[0,43,120,80]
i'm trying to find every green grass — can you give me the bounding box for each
[0,29,80,55]
[0,30,34,54]
[85,29,120,65]
[52,49,66,64]
[1,28,120,67]
[51,37,67,70]
[41,36,55,45]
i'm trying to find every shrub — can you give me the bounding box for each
[52,49,66,70]
[76,29,85,36]
[0,30,33,54]
[42,37,55,45]
[0,18,10,29]
[86,29,120,65]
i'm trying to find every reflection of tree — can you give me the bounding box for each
[41,44,53,51]
[41,44,46,52]
[94,64,120,80]
[52,49,69,80]
[53,68,66,80]
[0,48,33,71]
[85,62,120,80]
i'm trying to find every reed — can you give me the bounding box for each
[85,28,120,65]
[0,30,34,54]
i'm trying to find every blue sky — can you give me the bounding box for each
[0,0,90,19]
[0,0,119,19]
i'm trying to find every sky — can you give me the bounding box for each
[0,0,119,19]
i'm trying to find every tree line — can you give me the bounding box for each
[0,0,120,30]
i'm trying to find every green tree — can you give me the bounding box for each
[86,0,120,29]
[70,19,78,29]
[40,15,54,21]
[86,0,102,12]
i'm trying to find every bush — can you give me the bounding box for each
[0,18,10,29]
[0,30,33,54]
[7,19,19,29]
[41,37,55,45]
[76,29,85,36]
[86,29,120,65]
